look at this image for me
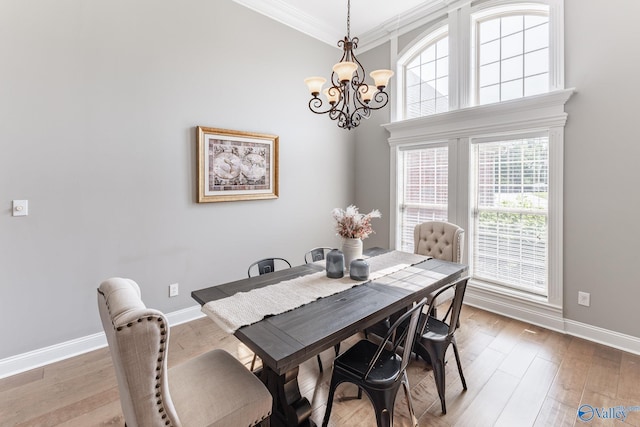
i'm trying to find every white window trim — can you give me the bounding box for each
[393,0,564,119]
[396,25,449,120]
[384,88,574,325]
[469,129,551,297]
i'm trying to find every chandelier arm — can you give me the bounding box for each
[349,105,371,128]
[366,90,390,110]
[348,38,364,85]
[308,97,335,115]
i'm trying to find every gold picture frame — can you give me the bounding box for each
[197,126,279,203]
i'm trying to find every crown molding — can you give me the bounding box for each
[358,0,457,52]
[232,0,470,52]
[233,0,340,47]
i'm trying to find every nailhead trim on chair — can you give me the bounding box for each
[101,288,271,427]
[98,289,174,427]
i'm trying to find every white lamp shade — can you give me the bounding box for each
[358,83,377,102]
[304,76,326,95]
[323,87,341,104]
[332,61,357,82]
[370,69,394,88]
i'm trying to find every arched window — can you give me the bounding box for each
[397,26,449,120]
[473,4,550,105]
[396,2,559,116]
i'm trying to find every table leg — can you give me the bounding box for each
[262,365,315,427]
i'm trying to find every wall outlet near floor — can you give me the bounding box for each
[169,283,179,297]
[578,291,590,307]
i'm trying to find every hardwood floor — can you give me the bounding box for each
[2,305,640,426]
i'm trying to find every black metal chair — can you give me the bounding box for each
[304,247,332,264]
[413,276,469,414]
[247,257,292,278]
[322,298,427,427]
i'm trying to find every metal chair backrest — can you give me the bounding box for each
[304,247,332,264]
[247,257,292,277]
[363,298,427,381]
[426,276,470,336]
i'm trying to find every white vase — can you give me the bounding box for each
[342,238,363,272]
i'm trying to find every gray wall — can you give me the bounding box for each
[3,0,639,362]
[353,44,393,251]
[0,0,355,359]
[562,0,640,336]
[356,0,640,338]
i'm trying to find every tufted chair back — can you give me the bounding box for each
[414,221,465,263]
[98,278,179,427]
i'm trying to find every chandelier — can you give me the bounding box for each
[304,0,394,130]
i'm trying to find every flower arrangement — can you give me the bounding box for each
[332,205,382,240]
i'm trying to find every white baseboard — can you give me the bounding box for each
[3,297,640,380]
[465,286,640,356]
[564,319,640,355]
[0,305,205,380]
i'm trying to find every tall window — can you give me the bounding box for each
[476,10,550,104]
[471,135,549,295]
[389,0,568,309]
[397,145,448,252]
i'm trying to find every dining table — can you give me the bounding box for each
[191,248,468,427]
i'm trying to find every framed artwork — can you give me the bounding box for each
[197,126,279,203]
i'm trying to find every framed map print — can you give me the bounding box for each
[197,127,279,203]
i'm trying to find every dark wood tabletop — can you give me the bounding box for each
[236,257,466,375]
[192,249,467,427]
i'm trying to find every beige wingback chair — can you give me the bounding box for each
[414,221,465,263]
[98,277,272,427]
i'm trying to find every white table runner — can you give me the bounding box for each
[202,251,430,333]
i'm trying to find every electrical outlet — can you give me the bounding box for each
[169,283,179,297]
[578,291,590,307]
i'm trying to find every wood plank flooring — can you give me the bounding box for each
[2,305,640,426]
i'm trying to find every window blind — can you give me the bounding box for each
[398,145,448,252]
[472,136,548,295]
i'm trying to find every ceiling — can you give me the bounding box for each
[233,0,448,51]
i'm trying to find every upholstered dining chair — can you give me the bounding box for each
[247,257,292,277]
[414,220,465,319]
[304,247,332,264]
[98,277,272,427]
[413,276,470,414]
[322,298,427,427]
[413,220,465,263]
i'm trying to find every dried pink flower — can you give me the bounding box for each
[332,205,382,239]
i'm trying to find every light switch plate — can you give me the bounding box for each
[169,283,179,297]
[578,291,590,307]
[12,200,28,217]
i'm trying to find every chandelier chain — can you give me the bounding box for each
[347,0,351,39]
